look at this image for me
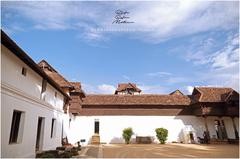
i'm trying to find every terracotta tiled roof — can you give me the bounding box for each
[78,108,190,116]
[70,82,82,92]
[170,90,184,96]
[195,87,235,102]
[38,60,73,88]
[115,83,141,94]
[82,94,191,106]
[70,82,86,97]
[225,90,239,102]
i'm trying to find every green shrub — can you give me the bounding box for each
[155,128,168,144]
[122,127,134,144]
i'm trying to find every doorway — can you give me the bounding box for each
[94,119,99,134]
[36,117,45,151]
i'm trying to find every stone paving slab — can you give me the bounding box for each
[75,145,101,158]
[102,144,239,158]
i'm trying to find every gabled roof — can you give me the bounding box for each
[38,60,73,88]
[1,30,70,100]
[194,87,237,102]
[82,94,191,106]
[70,82,86,97]
[115,83,141,94]
[224,90,239,102]
[170,90,184,96]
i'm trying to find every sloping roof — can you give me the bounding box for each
[195,87,235,102]
[170,90,184,96]
[70,82,82,92]
[115,83,141,94]
[82,94,191,106]
[78,108,190,116]
[1,30,70,100]
[70,82,86,96]
[224,90,239,102]
[38,60,73,88]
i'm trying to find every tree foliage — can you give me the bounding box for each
[122,127,133,144]
[155,128,168,144]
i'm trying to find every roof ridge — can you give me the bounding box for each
[196,86,233,89]
[39,60,73,88]
[38,59,58,73]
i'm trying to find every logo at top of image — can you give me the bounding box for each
[112,9,134,24]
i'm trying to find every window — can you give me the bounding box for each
[9,110,24,144]
[21,67,27,76]
[50,118,56,138]
[41,79,47,100]
[69,118,71,129]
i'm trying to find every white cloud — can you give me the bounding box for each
[181,33,239,91]
[2,1,238,42]
[147,71,172,77]
[82,83,116,94]
[183,36,221,66]
[201,33,239,91]
[83,82,170,94]
[82,83,98,94]
[210,34,239,69]
[122,75,130,80]
[185,86,194,95]
[97,84,116,94]
[166,77,189,84]
[138,84,168,94]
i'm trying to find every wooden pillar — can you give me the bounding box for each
[231,117,239,139]
[203,116,210,142]
[204,116,209,132]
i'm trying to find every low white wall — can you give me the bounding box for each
[69,116,204,144]
[69,115,239,145]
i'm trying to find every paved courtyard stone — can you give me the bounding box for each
[101,144,239,158]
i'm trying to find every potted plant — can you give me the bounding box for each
[155,128,168,144]
[122,127,134,144]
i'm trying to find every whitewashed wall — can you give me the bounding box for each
[44,83,64,110]
[1,46,42,99]
[69,115,238,145]
[69,116,203,144]
[1,45,65,109]
[1,88,69,157]
[1,45,69,158]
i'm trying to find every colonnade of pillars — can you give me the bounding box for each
[203,116,239,141]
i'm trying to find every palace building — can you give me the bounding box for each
[1,30,239,158]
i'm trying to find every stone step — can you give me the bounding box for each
[91,134,100,144]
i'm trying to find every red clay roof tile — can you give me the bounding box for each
[82,94,191,106]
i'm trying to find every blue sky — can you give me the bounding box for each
[1,1,239,94]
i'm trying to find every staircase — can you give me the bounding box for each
[91,134,100,144]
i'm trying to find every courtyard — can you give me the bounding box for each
[78,144,239,158]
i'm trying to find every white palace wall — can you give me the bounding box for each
[1,45,70,158]
[68,115,238,145]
